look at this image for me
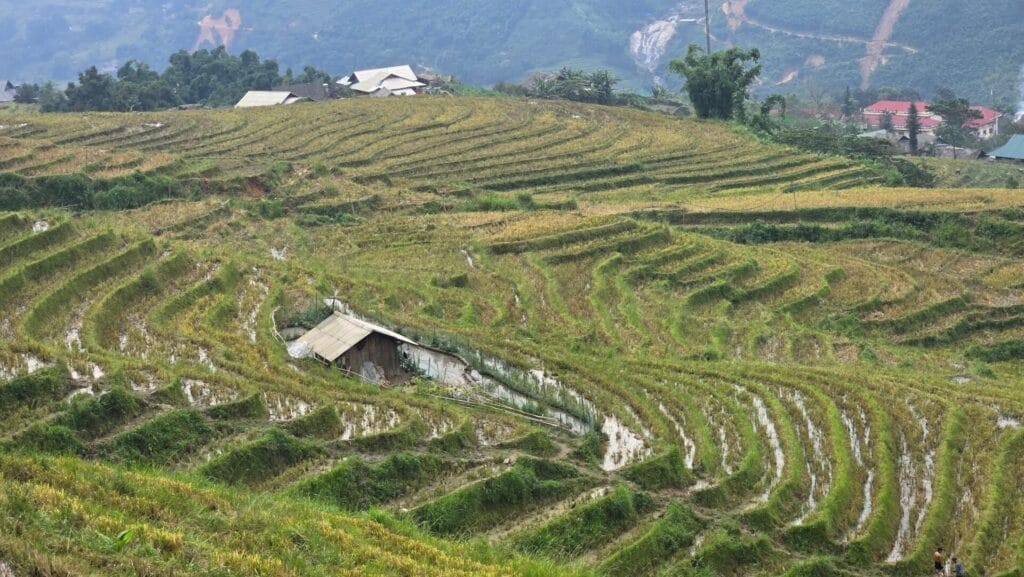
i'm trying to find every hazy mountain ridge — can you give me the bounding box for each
[1,0,1022,102]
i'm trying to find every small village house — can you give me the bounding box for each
[0,81,16,104]
[862,101,941,144]
[234,90,304,108]
[336,65,426,97]
[293,312,416,383]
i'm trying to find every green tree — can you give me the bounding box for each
[65,66,116,111]
[841,86,857,119]
[928,97,983,159]
[13,83,39,104]
[668,45,762,120]
[907,102,921,154]
[37,82,68,112]
[880,110,894,133]
[531,68,618,105]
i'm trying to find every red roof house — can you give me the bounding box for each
[863,101,1002,140]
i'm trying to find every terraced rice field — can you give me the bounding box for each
[1,97,1024,577]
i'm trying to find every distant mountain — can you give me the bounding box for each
[2,0,1022,104]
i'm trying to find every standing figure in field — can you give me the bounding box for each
[934,547,945,575]
[953,557,965,577]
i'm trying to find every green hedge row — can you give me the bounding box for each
[0,171,183,211]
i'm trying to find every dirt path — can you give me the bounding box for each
[860,0,912,88]
[720,0,917,64]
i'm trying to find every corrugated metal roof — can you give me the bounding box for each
[0,81,14,103]
[350,75,426,94]
[352,65,418,83]
[296,313,416,362]
[234,91,301,108]
[380,77,426,91]
[989,135,1024,161]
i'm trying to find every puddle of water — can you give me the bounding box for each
[790,390,830,523]
[887,434,916,562]
[198,347,217,373]
[718,425,733,475]
[403,345,592,435]
[242,276,269,343]
[997,415,1022,429]
[843,405,876,539]
[460,249,475,269]
[65,326,83,351]
[264,392,313,421]
[25,355,49,374]
[750,393,785,503]
[476,421,517,446]
[856,470,875,534]
[182,379,238,407]
[66,386,97,401]
[339,404,402,440]
[658,402,697,469]
[601,415,651,471]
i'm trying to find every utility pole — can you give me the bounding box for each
[704,0,712,53]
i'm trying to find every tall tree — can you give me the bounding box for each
[669,45,762,120]
[841,86,857,120]
[907,102,921,154]
[928,97,982,160]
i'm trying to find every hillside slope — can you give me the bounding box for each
[2,98,1024,576]
[2,0,1022,102]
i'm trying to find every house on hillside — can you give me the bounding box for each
[234,91,304,108]
[337,65,426,97]
[966,106,1002,139]
[863,100,1003,142]
[0,81,16,104]
[989,135,1024,162]
[292,312,416,383]
[862,101,941,144]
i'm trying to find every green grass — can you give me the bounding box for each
[2,97,1024,576]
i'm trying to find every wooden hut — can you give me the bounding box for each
[294,313,415,383]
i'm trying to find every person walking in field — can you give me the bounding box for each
[953,557,965,577]
[935,547,946,575]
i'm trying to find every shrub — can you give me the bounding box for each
[295,452,445,510]
[623,447,693,490]
[573,431,607,466]
[107,409,214,465]
[428,421,478,453]
[0,365,72,415]
[500,430,559,458]
[14,423,83,456]
[200,428,323,486]
[413,457,583,535]
[56,387,146,439]
[693,527,773,574]
[512,484,654,559]
[206,394,267,420]
[284,405,344,439]
[599,501,703,576]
